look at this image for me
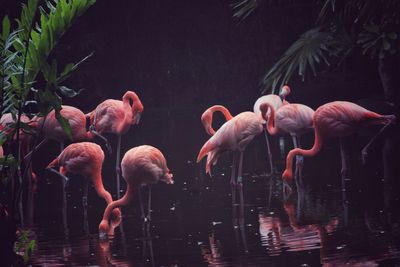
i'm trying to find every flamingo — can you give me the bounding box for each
[282,101,395,190]
[196,111,266,206]
[87,91,144,199]
[253,85,291,174]
[260,102,314,190]
[46,142,121,221]
[98,145,173,238]
[26,105,110,159]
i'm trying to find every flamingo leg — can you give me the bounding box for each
[339,138,349,226]
[264,129,274,176]
[60,142,68,236]
[230,152,238,205]
[116,135,122,199]
[83,178,89,235]
[89,129,112,154]
[339,139,349,191]
[138,186,145,221]
[361,119,393,164]
[295,136,304,188]
[147,185,152,222]
[291,135,302,191]
[237,151,244,209]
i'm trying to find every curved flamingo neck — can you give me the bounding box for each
[101,184,135,223]
[122,91,143,124]
[282,126,323,182]
[260,103,279,135]
[202,105,233,135]
[91,171,113,204]
[210,105,233,121]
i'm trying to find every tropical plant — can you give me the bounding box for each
[0,0,95,225]
[232,0,400,95]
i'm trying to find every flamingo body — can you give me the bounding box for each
[36,105,93,143]
[268,103,314,136]
[197,111,265,174]
[88,91,143,135]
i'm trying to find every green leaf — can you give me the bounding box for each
[55,108,72,140]
[2,16,10,39]
[57,51,94,83]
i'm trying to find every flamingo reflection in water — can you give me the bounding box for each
[259,197,399,266]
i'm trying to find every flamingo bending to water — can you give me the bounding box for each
[87,91,144,199]
[260,102,314,189]
[98,145,173,238]
[46,142,121,220]
[282,101,395,189]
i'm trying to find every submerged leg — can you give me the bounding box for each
[147,185,152,222]
[116,135,122,199]
[339,139,349,226]
[83,179,89,235]
[264,129,274,176]
[295,136,304,188]
[230,153,238,205]
[339,139,349,192]
[60,142,68,236]
[138,187,145,221]
[237,151,245,210]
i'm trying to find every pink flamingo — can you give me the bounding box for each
[98,145,173,238]
[87,91,144,199]
[260,102,314,190]
[197,111,266,206]
[26,105,109,159]
[282,101,395,190]
[46,142,121,221]
[253,85,291,174]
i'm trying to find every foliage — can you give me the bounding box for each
[0,0,95,222]
[14,229,36,263]
[231,0,400,93]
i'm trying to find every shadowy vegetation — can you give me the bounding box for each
[0,0,95,260]
[232,0,400,97]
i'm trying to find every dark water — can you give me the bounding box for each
[28,131,400,267]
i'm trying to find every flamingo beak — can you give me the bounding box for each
[134,112,142,124]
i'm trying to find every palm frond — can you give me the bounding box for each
[231,0,296,21]
[261,27,350,94]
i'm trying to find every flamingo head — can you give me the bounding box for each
[160,171,174,184]
[201,110,215,136]
[259,103,271,121]
[133,111,142,124]
[98,219,110,239]
[279,85,291,99]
